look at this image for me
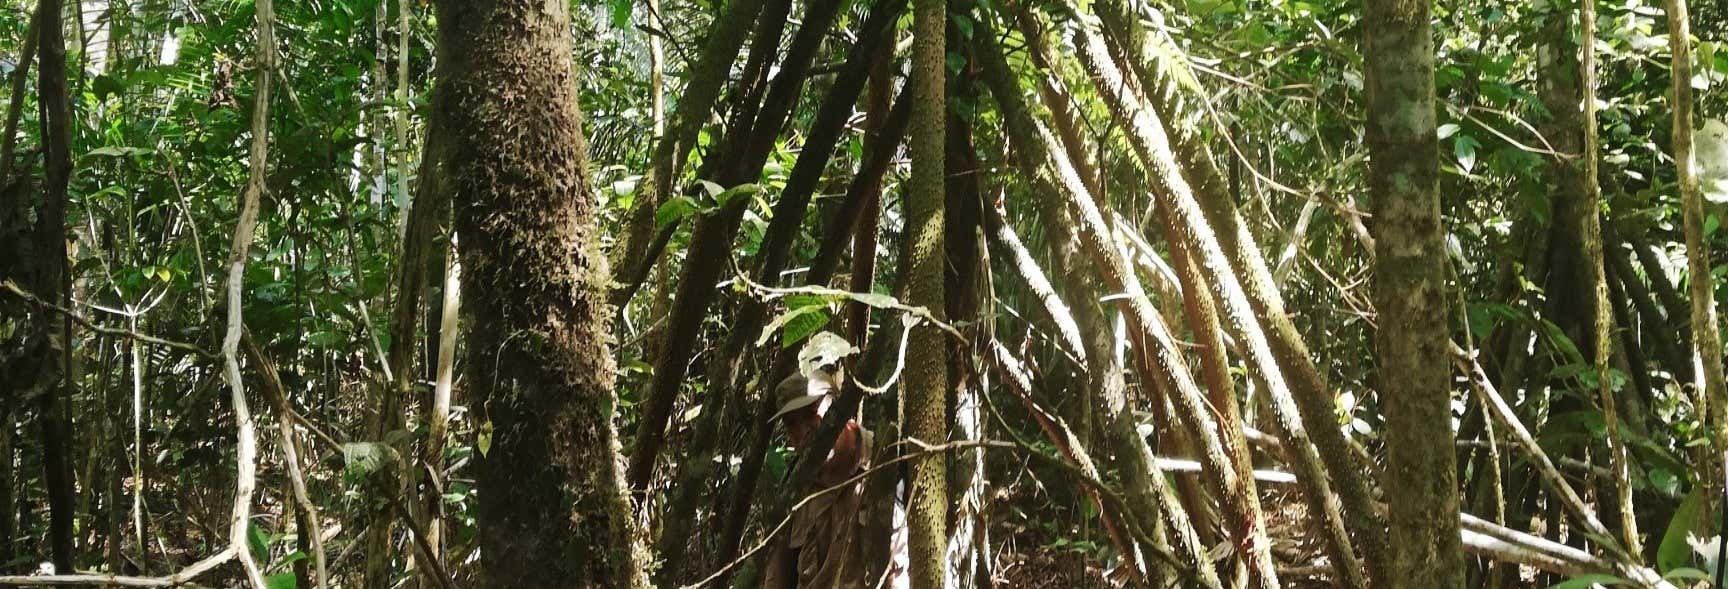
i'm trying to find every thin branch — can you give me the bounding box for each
[2,280,211,357]
[0,546,237,587]
[215,0,279,582]
[1449,342,1634,562]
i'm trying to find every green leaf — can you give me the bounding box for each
[340,442,398,477]
[609,0,631,28]
[780,308,830,349]
[265,572,298,589]
[784,293,835,310]
[1436,123,1461,139]
[1664,567,1711,582]
[273,550,309,571]
[655,196,705,228]
[83,146,153,159]
[695,179,725,199]
[247,522,270,565]
[1647,468,1680,496]
[953,13,974,39]
[714,183,760,208]
[1537,319,1586,366]
[1658,485,1706,572]
[477,420,493,457]
[757,305,826,347]
[92,74,125,101]
[1454,134,1480,174]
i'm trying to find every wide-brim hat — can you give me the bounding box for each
[770,392,824,422]
[770,374,824,422]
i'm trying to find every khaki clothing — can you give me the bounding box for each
[765,425,873,589]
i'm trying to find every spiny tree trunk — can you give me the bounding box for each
[1157,203,1278,588]
[430,1,647,584]
[1664,0,1728,487]
[1361,0,1464,584]
[1063,2,1378,584]
[973,18,1220,585]
[906,0,949,581]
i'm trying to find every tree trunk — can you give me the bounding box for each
[369,70,449,589]
[1664,0,1728,490]
[610,0,767,291]
[972,17,1219,585]
[430,1,648,584]
[1361,0,1464,584]
[623,0,846,495]
[0,412,12,570]
[906,0,949,581]
[35,0,78,570]
[1576,0,1642,556]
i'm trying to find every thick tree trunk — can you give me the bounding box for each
[1361,0,1464,584]
[430,1,648,584]
[906,0,949,582]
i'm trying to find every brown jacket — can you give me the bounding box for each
[765,422,873,589]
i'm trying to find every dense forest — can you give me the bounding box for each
[0,0,1726,585]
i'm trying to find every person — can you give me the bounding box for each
[764,370,872,589]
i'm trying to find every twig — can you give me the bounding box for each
[242,331,328,589]
[729,254,970,345]
[2,279,211,357]
[680,440,1014,589]
[1449,342,1668,583]
[0,546,236,586]
[855,315,916,394]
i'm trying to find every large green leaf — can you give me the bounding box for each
[1657,485,1706,572]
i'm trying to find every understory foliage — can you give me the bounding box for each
[0,0,1726,586]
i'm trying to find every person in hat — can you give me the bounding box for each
[764,370,872,589]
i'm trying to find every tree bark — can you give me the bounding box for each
[1577,0,1642,556]
[1361,0,1464,583]
[35,0,78,570]
[907,0,949,582]
[1664,0,1728,489]
[623,0,849,495]
[611,0,767,284]
[430,1,648,584]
